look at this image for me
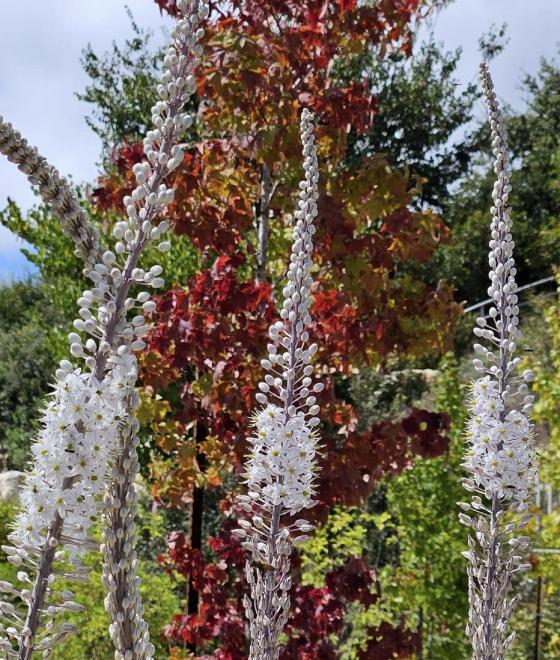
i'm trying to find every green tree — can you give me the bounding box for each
[381,357,469,658]
[356,39,480,208]
[0,279,68,468]
[78,15,163,154]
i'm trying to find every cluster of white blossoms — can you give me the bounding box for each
[9,360,135,557]
[0,1,208,657]
[237,109,323,660]
[245,405,318,515]
[459,63,537,660]
[464,376,536,502]
[0,363,137,657]
[0,354,140,658]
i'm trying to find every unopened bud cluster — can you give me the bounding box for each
[460,63,537,660]
[0,117,101,272]
[102,402,155,660]
[237,109,322,660]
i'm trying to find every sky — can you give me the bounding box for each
[0,0,172,282]
[0,0,559,281]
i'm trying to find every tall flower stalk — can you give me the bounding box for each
[236,109,324,660]
[459,63,537,660]
[99,3,207,657]
[0,1,207,657]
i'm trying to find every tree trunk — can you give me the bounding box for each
[255,163,273,285]
[187,480,204,616]
[186,421,208,653]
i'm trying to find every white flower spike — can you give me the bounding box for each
[460,62,537,660]
[239,108,322,660]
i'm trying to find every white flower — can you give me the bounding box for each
[464,377,536,503]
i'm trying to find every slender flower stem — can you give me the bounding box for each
[481,122,512,656]
[102,399,154,659]
[18,511,65,660]
[482,494,500,657]
[257,285,302,657]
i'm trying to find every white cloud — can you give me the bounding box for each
[0,0,171,212]
[426,0,560,111]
